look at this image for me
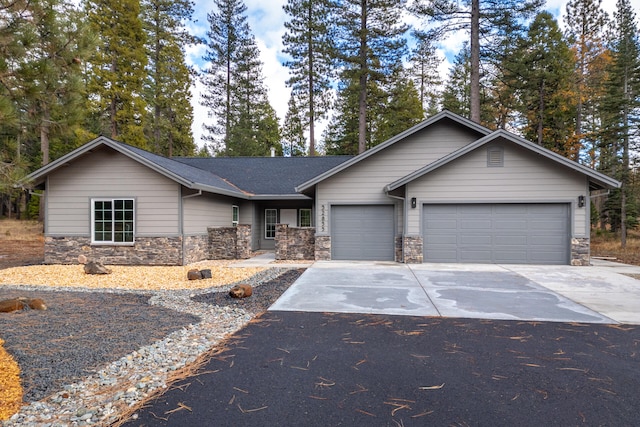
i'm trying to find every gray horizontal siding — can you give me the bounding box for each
[182,193,235,234]
[317,122,479,233]
[47,147,180,236]
[406,144,588,236]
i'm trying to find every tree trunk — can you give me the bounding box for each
[40,113,50,166]
[358,0,368,154]
[308,3,316,156]
[470,0,481,123]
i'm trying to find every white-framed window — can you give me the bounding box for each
[265,209,278,239]
[298,208,312,227]
[91,198,135,244]
[232,205,239,226]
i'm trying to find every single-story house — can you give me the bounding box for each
[25,110,620,266]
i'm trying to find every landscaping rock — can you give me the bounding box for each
[187,269,202,280]
[84,261,111,275]
[0,297,47,313]
[229,284,252,298]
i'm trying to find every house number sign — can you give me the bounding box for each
[321,204,326,232]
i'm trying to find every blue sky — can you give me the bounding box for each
[185,0,639,147]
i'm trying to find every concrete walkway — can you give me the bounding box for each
[269,260,640,325]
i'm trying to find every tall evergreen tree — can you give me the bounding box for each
[323,76,362,155]
[86,0,148,147]
[282,0,336,156]
[16,0,93,166]
[507,12,577,157]
[282,95,308,156]
[0,0,92,167]
[201,0,280,156]
[600,0,640,244]
[142,0,197,157]
[441,45,471,118]
[200,0,248,152]
[407,30,442,116]
[334,0,408,153]
[373,69,424,142]
[564,0,610,166]
[411,0,543,123]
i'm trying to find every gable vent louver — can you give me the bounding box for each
[487,147,504,167]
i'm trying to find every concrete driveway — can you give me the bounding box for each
[269,260,640,324]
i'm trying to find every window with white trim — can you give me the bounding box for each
[299,209,312,227]
[92,199,135,244]
[265,209,277,239]
[232,205,239,226]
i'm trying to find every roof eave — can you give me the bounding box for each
[297,111,492,193]
[249,194,312,200]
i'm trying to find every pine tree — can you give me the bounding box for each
[407,30,442,116]
[282,0,336,156]
[600,0,640,244]
[142,0,197,157]
[564,0,610,166]
[508,12,577,157]
[373,69,424,143]
[20,0,93,165]
[411,0,543,123]
[86,0,148,147]
[201,0,280,156]
[282,95,308,156]
[441,45,471,118]
[201,0,250,152]
[334,0,408,153]
[323,76,361,155]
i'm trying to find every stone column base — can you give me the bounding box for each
[571,237,590,266]
[315,236,331,260]
[403,236,423,264]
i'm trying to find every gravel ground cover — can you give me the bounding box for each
[0,289,200,403]
[192,269,305,314]
[0,267,304,426]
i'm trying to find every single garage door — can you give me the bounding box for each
[423,204,569,264]
[332,205,395,261]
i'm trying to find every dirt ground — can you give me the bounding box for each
[0,239,44,270]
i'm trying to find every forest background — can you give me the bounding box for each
[1,0,639,244]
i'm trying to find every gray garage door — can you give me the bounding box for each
[332,205,395,261]
[423,204,569,264]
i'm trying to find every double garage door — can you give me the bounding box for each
[423,204,570,265]
[332,205,395,261]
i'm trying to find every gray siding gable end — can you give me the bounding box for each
[385,129,621,193]
[295,110,492,193]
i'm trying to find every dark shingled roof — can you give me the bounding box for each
[173,156,353,195]
[112,142,246,196]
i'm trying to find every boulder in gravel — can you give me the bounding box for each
[187,269,202,280]
[200,269,212,279]
[84,261,112,275]
[229,284,252,298]
[0,297,47,313]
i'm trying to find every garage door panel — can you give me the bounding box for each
[423,204,569,265]
[494,235,528,245]
[460,235,492,245]
[426,235,457,244]
[332,205,394,261]
[460,250,492,262]
[426,219,458,230]
[462,219,492,229]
